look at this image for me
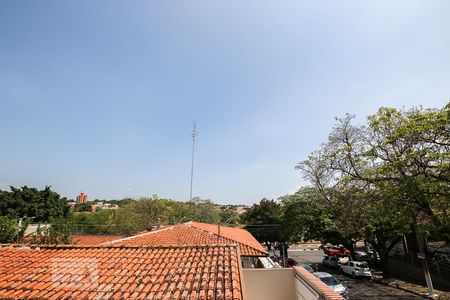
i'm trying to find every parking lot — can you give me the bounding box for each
[287,249,422,300]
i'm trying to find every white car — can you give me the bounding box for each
[340,261,372,278]
[313,272,348,297]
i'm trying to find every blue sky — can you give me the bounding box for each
[1,1,449,204]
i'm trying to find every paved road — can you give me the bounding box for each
[287,249,422,300]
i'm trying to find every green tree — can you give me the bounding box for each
[70,197,224,236]
[365,106,450,241]
[219,209,240,226]
[16,217,30,243]
[0,186,69,222]
[72,210,120,235]
[186,200,220,224]
[296,103,450,278]
[73,203,93,212]
[240,199,283,249]
[280,187,341,244]
[0,216,17,243]
[48,218,74,244]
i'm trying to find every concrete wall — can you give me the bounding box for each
[243,268,297,300]
[24,224,50,236]
[295,275,321,300]
[243,267,344,300]
[294,267,344,300]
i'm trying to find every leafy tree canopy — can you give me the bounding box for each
[296,102,450,278]
[0,186,69,223]
[73,203,92,212]
[240,199,283,245]
[281,187,345,244]
[71,198,223,235]
[0,216,17,243]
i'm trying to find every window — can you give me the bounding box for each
[321,276,340,286]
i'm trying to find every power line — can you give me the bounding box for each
[244,224,281,227]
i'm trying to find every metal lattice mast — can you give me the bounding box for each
[189,122,197,202]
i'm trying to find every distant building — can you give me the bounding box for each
[76,192,88,204]
[235,206,250,215]
[91,202,119,212]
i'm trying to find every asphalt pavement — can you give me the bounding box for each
[287,248,423,300]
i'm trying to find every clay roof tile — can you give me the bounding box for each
[0,243,243,300]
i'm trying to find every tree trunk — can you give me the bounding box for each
[344,240,355,256]
[379,237,402,279]
[380,251,391,279]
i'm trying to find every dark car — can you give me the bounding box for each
[354,251,371,262]
[300,263,318,273]
[322,256,341,268]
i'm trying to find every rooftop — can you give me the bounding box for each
[0,244,243,300]
[72,235,125,245]
[107,222,267,257]
[189,222,267,256]
[0,222,345,300]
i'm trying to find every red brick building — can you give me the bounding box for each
[76,192,88,204]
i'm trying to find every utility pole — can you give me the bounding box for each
[218,222,221,243]
[413,217,436,298]
[189,122,197,202]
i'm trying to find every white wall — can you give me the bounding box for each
[242,267,343,300]
[243,268,297,300]
[295,275,321,300]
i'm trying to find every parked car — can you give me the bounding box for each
[354,250,381,267]
[354,251,372,262]
[313,272,348,297]
[322,256,341,268]
[434,249,450,263]
[340,261,372,278]
[366,248,380,260]
[323,245,351,257]
[300,263,318,273]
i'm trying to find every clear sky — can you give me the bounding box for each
[1,1,449,204]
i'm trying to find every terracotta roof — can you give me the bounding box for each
[189,222,267,256]
[0,244,243,300]
[108,222,267,256]
[72,235,125,245]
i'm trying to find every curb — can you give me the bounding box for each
[288,248,320,252]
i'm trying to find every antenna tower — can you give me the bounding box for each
[189,122,197,202]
